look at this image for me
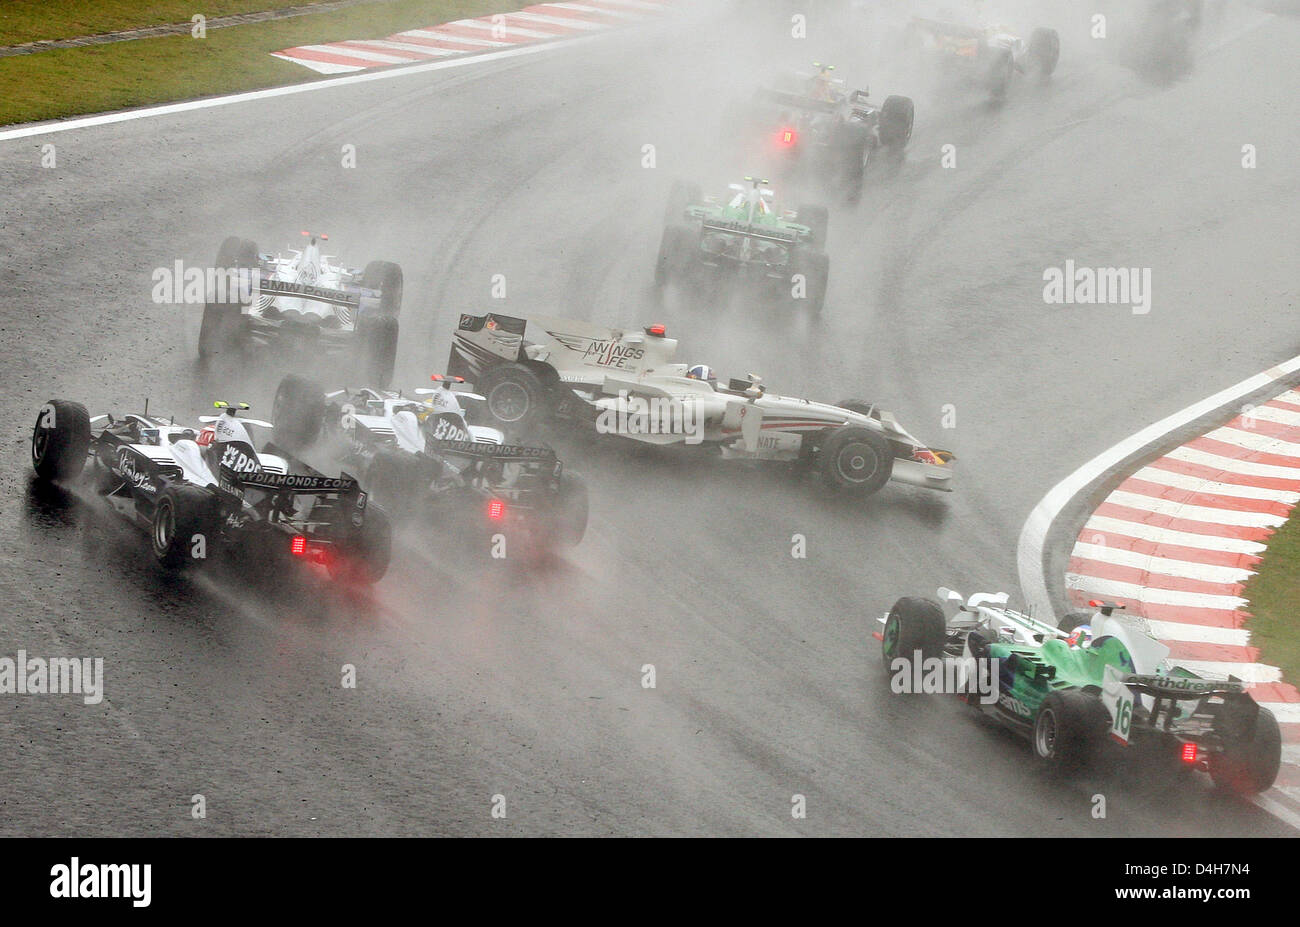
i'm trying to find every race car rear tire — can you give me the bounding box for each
[366,449,425,516]
[32,399,91,482]
[1027,28,1060,80]
[476,363,554,433]
[881,596,947,673]
[795,204,829,249]
[553,471,589,547]
[328,504,393,585]
[817,425,892,495]
[1057,611,1095,635]
[362,260,403,316]
[879,95,915,148]
[357,315,399,388]
[151,484,219,569]
[1209,705,1281,794]
[1033,690,1109,771]
[655,223,697,288]
[836,122,870,198]
[272,374,326,453]
[792,250,829,314]
[199,236,256,359]
[664,179,702,225]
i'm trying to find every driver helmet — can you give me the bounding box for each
[1066,625,1094,648]
[686,364,717,386]
[810,63,836,101]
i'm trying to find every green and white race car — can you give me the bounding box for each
[879,589,1281,795]
[655,177,830,314]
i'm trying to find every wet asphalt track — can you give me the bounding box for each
[1,2,1298,835]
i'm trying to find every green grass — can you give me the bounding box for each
[0,1,388,46]
[1242,514,1300,689]
[0,0,520,126]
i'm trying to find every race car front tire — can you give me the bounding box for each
[1033,690,1109,771]
[362,260,404,316]
[818,425,892,494]
[881,596,947,673]
[151,484,219,569]
[272,374,326,453]
[476,363,554,432]
[32,399,91,482]
[357,315,399,388]
[1209,704,1282,794]
[985,46,1014,99]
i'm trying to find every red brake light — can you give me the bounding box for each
[1088,600,1104,608]
[291,535,307,556]
[487,499,505,521]
[646,324,666,337]
[777,127,797,147]
[1181,742,1198,764]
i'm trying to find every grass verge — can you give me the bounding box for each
[0,0,521,127]
[1242,514,1300,690]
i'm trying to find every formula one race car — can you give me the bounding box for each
[901,17,1059,100]
[198,232,403,387]
[656,177,830,314]
[30,396,391,582]
[729,65,914,200]
[447,313,954,498]
[879,590,1281,794]
[270,373,588,552]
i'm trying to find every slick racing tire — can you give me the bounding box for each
[818,426,892,495]
[272,374,326,453]
[31,399,91,482]
[476,363,554,433]
[152,484,219,569]
[328,504,393,585]
[878,95,915,149]
[357,315,399,389]
[881,596,947,673]
[199,236,256,360]
[664,179,703,225]
[795,204,829,249]
[1209,704,1282,795]
[1027,28,1060,80]
[792,250,829,315]
[553,471,589,548]
[362,260,404,316]
[1033,690,1110,771]
[655,224,698,289]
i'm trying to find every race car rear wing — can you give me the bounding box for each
[1122,673,1247,700]
[426,438,558,464]
[258,277,365,309]
[221,466,362,495]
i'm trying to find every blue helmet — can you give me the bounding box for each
[686,364,716,385]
